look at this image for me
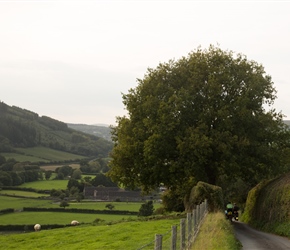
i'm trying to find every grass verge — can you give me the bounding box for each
[191,212,242,250]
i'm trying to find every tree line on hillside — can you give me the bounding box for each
[0,102,113,157]
[0,155,116,191]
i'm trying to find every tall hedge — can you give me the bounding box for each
[185,181,224,212]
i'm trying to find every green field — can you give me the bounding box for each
[19,180,68,190]
[0,218,182,249]
[0,211,135,225]
[0,190,50,198]
[0,195,160,211]
[0,196,56,210]
[2,146,86,163]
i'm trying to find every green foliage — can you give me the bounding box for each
[108,45,290,196]
[138,200,154,216]
[217,175,252,207]
[105,203,115,210]
[72,169,82,179]
[79,158,110,174]
[242,172,290,237]
[0,170,12,186]
[161,189,185,212]
[185,181,224,212]
[0,154,6,165]
[59,200,70,209]
[0,102,113,159]
[55,165,73,178]
[90,173,117,187]
[44,170,53,180]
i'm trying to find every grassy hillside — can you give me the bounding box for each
[242,171,290,237]
[0,102,113,160]
[2,147,87,163]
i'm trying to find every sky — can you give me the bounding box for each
[1,1,290,126]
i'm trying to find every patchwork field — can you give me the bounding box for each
[2,147,86,163]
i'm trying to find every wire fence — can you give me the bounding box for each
[137,200,208,250]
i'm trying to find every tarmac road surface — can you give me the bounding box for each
[234,221,290,250]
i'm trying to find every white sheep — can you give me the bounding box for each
[34,224,41,231]
[71,220,79,226]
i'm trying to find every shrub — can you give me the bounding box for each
[105,203,115,210]
[138,201,154,216]
[185,181,224,212]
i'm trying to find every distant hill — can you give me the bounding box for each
[0,102,113,158]
[283,120,290,126]
[67,123,112,142]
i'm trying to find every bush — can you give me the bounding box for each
[138,201,154,216]
[105,203,115,210]
[0,208,14,214]
[185,181,224,212]
[59,200,70,209]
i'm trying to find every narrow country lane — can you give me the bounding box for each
[233,221,290,250]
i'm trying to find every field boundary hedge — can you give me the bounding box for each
[23,207,138,215]
[2,186,50,194]
[0,208,14,215]
[0,224,71,231]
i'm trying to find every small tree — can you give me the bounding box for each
[44,170,53,180]
[138,201,154,216]
[105,203,115,210]
[59,200,69,209]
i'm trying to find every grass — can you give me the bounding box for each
[2,146,86,163]
[1,153,48,162]
[0,196,55,210]
[0,217,182,249]
[0,190,50,198]
[0,195,161,211]
[0,211,135,225]
[19,180,68,190]
[191,212,242,250]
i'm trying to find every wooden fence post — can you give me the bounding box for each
[171,225,177,250]
[187,213,192,245]
[155,234,162,250]
[192,209,196,232]
[197,204,200,224]
[180,218,185,250]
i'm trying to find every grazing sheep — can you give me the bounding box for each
[71,220,79,226]
[34,224,41,231]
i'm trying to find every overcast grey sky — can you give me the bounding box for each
[1,1,289,125]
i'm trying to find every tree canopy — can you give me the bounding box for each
[108,46,290,193]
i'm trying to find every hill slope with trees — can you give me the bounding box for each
[0,102,113,158]
[67,123,111,142]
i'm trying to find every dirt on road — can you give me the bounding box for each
[234,221,290,250]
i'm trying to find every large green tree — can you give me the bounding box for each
[108,46,290,193]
